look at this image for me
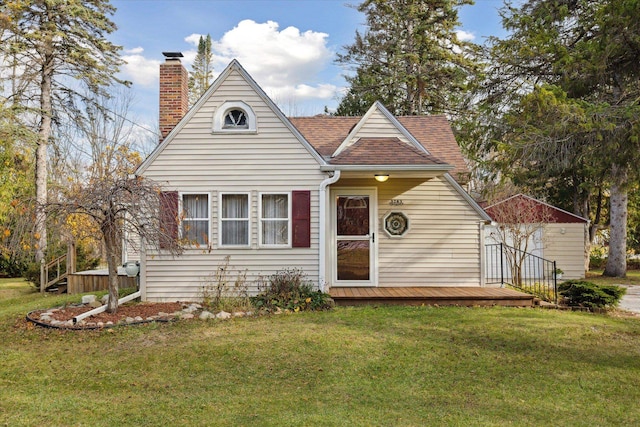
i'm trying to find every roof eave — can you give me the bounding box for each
[320,164,453,172]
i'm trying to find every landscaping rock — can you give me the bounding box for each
[134,316,144,322]
[125,317,135,324]
[216,311,231,320]
[181,313,195,320]
[199,311,214,320]
[89,301,103,308]
[82,295,97,304]
[101,295,109,304]
[183,304,199,313]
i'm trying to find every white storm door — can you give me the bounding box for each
[333,189,377,286]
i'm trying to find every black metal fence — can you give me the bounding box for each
[485,243,558,303]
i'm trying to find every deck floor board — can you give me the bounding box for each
[329,287,534,307]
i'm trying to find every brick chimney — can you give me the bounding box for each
[159,52,188,141]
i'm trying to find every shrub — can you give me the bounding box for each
[200,256,251,313]
[251,268,333,312]
[558,280,626,310]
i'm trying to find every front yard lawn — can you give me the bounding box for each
[2,278,640,426]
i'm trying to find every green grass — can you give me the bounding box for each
[586,269,640,286]
[2,278,640,426]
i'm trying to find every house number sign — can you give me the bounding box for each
[389,199,404,206]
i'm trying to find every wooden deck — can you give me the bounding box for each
[329,287,535,307]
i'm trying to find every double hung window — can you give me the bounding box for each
[181,194,209,245]
[260,193,290,246]
[220,193,250,246]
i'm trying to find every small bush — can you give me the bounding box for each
[558,280,626,309]
[200,256,251,312]
[251,268,333,312]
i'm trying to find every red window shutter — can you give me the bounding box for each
[292,190,311,248]
[159,191,179,249]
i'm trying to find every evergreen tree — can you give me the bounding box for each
[466,0,640,276]
[189,34,213,106]
[336,0,479,117]
[0,0,125,263]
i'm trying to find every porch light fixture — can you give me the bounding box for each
[374,174,389,182]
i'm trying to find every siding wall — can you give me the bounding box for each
[141,69,326,301]
[331,177,485,287]
[544,223,586,280]
[352,110,411,143]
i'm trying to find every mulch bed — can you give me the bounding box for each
[28,302,185,329]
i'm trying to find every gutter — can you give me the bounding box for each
[72,291,142,324]
[318,170,341,292]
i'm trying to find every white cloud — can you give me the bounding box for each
[120,47,161,88]
[456,30,475,42]
[125,46,145,54]
[210,20,337,101]
[184,33,204,46]
[119,20,340,108]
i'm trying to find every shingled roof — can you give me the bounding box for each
[289,115,469,182]
[330,137,447,166]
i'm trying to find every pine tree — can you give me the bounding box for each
[0,0,124,263]
[467,0,640,276]
[189,34,214,106]
[336,0,478,117]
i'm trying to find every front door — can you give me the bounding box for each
[333,189,376,286]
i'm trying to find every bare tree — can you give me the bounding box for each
[486,195,554,285]
[46,173,182,313]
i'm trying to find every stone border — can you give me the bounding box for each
[26,302,254,331]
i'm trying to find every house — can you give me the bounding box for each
[134,54,493,302]
[484,194,588,280]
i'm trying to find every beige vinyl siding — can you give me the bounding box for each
[340,109,413,150]
[544,223,586,280]
[332,177,485,287]
[141,68,326,302]
[122,232,141,263]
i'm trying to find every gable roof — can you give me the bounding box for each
[330,137,447,166]
[484,194,588,224]
[289,112,469,182]
[136,60,326,175]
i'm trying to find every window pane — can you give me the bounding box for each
[262,194,288,219]
[336,196,369,236]
[222,220,248,245]
[262,220,288,245]
[182,194,208,245]
[222,194,248,219]
[224,109,247,128]
[183,220,208,245]
[183,194,207,218]
[337,240,370,280]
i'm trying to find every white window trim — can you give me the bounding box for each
[212,101,257,134]
[258,192,292,248]
[218,192,252,248]
[180,192,210,247]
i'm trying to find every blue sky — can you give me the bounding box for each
[109,0,507,142]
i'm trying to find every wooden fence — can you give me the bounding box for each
[68,273,137,294]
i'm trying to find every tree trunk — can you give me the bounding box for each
[102,213,121,313]
[604,169,628,277]
[35,48,54,263]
